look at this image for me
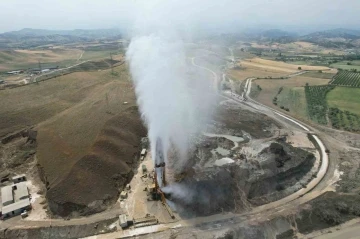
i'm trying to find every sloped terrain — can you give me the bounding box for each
[0,64,147,217]
[46,106,146,216]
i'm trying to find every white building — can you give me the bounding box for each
[1,180,31,219]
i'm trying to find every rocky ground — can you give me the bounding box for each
[165,101,318,218]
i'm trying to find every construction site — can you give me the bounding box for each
[1,23,360,238]
[0,41,340,239]
[111,95,321,230]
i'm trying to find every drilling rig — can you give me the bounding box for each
[149,138,175,219]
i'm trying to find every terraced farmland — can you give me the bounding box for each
[330,71,360,88]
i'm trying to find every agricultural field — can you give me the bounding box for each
[330,71,360,87]
[275,87,307,118]
[327,87,360,116]
[304,85,334,125]
[0,48,82,71]
[328,107,360,132]
[331,61,360,71]
[241,57,331,73]
[252,75,330,120]
[302,71,336,79]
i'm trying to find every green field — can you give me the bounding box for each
[326,87,360,132]
[330,62,360,71]
[276,87,308,119]
[330,71,360,88]
[302,71,335,79]
[327,87,360,115]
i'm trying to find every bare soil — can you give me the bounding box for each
[0,64,147,217]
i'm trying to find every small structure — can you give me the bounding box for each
[1,176,31,219]
[140,149,147,161]
[120,191,128,199]
[125,184,131,190]
[6,70,23,75]
[21,210,28,218]
[119,214,129,229]
[142,165,147,174]
[140,149,147,157]
[12,174,26,184]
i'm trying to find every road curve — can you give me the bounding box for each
[191,58,329,209]
[245,77,328,197]
[86,58,332,239]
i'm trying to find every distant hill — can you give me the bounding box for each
[0,28,123,49]
[301,28,360,48]
[2,28,122,38]
[261,29,298,38]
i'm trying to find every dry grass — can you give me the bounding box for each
[0,63,146,215]
[0,48,82,71]
[241,58,331,73]
[0,64,134,182]
[293,41,316,49]
[228,68,286,81]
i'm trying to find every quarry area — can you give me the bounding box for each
[1,30,360,239]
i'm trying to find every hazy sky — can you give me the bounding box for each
[1,0,359,33]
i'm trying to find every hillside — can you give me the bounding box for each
[0,64,146,216]
[0,28,123,49]
[301,28,360,48]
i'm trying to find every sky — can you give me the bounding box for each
[0,0,360,33]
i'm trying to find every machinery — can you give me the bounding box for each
[149,138,175,219]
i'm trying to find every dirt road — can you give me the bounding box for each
[84,54,335,239]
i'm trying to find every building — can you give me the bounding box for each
[12,174,26,184]
[1,180,31,219]
[1,199,31,219]
[6,70,23,75]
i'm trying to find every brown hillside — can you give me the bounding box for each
[46,106,146,216]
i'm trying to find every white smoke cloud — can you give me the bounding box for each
[126,1,217,165]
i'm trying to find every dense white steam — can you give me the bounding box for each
[127,32,215,164]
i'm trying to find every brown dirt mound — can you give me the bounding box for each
[47,106,146,216]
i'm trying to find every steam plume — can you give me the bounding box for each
[126,7,216,165]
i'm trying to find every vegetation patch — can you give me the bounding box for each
[296,192,360,234]
[328,107,360,132]
[302,71,335,79]
[304,84,335,124]
[330,70,360,88]
[276,87,307,116]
